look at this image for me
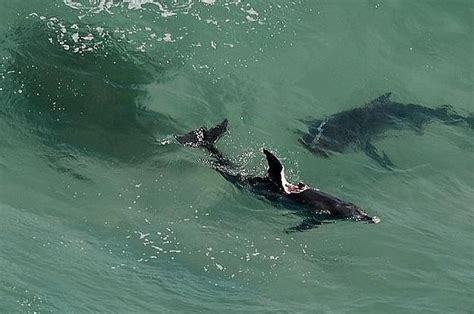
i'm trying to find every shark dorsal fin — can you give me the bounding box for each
[367,92,392,107]
[263,149,284,189]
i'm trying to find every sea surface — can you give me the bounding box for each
[0,0,473,312]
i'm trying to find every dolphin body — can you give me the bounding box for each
[298,93,474,169]
[176,120,380,232]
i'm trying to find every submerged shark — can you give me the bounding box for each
[298,93,473,169]
[176,119,380,232]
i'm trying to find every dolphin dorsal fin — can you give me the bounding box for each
[263,149,284,189]
[263,149,309,194]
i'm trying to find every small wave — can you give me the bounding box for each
[63,0,195,16]
[2,14,180,163]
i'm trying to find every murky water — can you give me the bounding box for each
[0,0,473,312]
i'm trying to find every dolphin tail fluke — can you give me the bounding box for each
[177,119,239,179]
[466,113,474,129]
[175,119,228,148]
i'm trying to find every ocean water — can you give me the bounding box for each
[0,0,473,312]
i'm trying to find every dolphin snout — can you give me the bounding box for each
[371,216,381,224]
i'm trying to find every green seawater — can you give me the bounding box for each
[0,0,473,312]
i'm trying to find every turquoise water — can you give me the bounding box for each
[1,0,473,312]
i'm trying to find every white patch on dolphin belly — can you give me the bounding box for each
[280,167,309,194]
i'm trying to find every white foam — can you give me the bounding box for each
[201,0,216,5]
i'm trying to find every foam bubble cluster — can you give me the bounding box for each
[28,13,110,54]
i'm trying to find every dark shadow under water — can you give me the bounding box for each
[2,15,182,167]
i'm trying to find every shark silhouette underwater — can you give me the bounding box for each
[298,93,474,169]
[175,119,380,232]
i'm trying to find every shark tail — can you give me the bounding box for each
[467,113,474,129]
[175,119,228,148]
[434,105,474,129]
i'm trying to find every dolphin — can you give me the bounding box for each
[298,93,474,169]
[176,119,380,232]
